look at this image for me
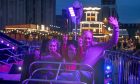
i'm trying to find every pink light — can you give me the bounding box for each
[12,47,15,49]
[7,44,9,46]
[18,66,22,71]
[1,40,4,43]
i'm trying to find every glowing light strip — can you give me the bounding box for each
[68,7,75,17]
[0,38,16,50]
[84,7,101,10]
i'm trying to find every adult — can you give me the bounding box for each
[80,16,119,84]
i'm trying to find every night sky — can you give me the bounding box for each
[56,0,140,23]
[56,0,100,15]
[117,0,140,23]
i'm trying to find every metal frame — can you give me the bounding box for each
[26,61,95,84]
[22,79,87,84]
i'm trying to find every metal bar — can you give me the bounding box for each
[0,48,11,51]
[22,79,86,84]
[55,63,62,80]
[29,61,94,75]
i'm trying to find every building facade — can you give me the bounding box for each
[0,0,56,29]
[101,0,118,20]
[79,7,111,42]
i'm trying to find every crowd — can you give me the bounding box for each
[114,37,140,56]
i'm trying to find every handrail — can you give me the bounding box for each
[29,61,94,75]
[0,48,11,51]
[30,68,63,79]
[29,67,92,79]
[55,63,62,80]
[6,54,23,62]
[104,50,140,60]
[0,61,8,65]
[22,79,86,84]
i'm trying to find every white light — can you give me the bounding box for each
[68,7,75,17]
[103,25,106,27]
[41,25,45,31]
[18,66,22,71]
[109,34,112,36]
[107,75,110,77]
[108,27,111,31]
[37,25,39,30]
[106,66,111,70]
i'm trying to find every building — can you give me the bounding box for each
[79,7,111,42]
[2,24,63,41]
[101,0,118,21]
[0,0,56,29]
[120,23,140,38]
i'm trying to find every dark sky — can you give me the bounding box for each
[56,0,140,23]
[56,0,100,15]
[117,0,140,23]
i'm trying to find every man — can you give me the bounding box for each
[80,16,119,84]
[81,16,119,65]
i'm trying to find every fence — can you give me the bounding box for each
[104,50,140,84]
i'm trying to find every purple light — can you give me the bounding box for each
[12,47,15,49]
[68,7,75,17]
[1,40,4,43]
[7,44,9,46]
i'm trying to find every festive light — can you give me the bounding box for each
[12,47,15,50]
[18,66,22,71]
[7,44,10,46]
[1,40,4,43]
[104,59,112,84]
[106,65,111,70]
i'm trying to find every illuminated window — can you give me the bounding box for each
[83,24,89,27]
[91,17,95,21]
[87,18,90,21]
[90,24,99,27]
[91,13,95,16]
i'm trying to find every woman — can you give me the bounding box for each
[41,38,62,62]
[40,38,62,80]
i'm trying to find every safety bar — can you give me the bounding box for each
[22,79,86,84]
[29,61,94,75]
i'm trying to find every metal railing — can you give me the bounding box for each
[0,45,25,63]
[22,79,86,84]
[23,61,95,84]
[104,50,140,84]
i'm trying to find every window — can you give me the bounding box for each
[90,24,99,27]
[83,24,89,27]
